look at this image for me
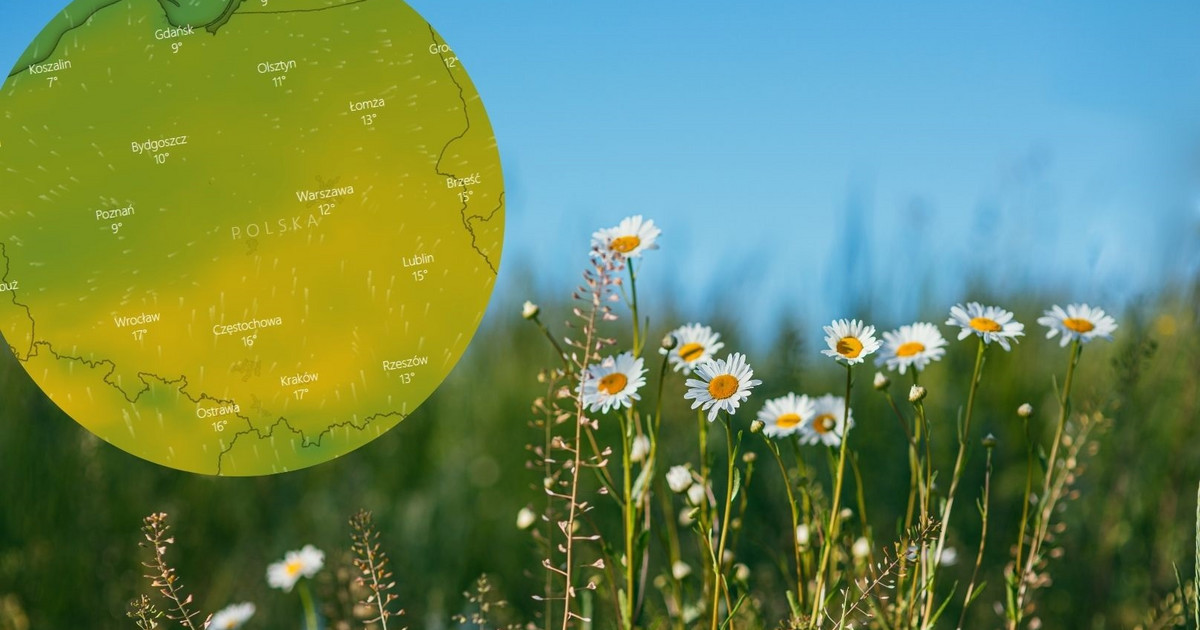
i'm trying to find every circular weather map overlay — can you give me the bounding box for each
[0,0,505,475]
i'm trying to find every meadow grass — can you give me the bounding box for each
[0,219,1195,628]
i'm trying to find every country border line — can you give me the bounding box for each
[234,0,371,17]
[0,243,38,360]
[215,409,404,475]
[428,25,499,276]
[6,0,123,79]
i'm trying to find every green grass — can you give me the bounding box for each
[0,279,1196,629]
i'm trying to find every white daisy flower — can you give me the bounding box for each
[684,352,762,422]
[876,322,948,374]
[210,602,256,630]
[1036,303,1118,347]
[800,394,854,447]
[266,544,324,592]
[591,215,661,259]
[579,352,647,414]
[821,319,882,365]
[661,322,725,373]
[946,302,1024,351]
[756,393,815,439]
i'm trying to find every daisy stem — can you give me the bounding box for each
[1013,338,1082,628]
[1013,412,1035,597]
[882,387,919,536]
[768,439,806,611]
[698,409,713,602]
[640,352,671,624]
[810,363,854,627]
[1041,339,1082,515]
[297,579,318,630]
[849,452,870,538]
[710,414,739,630]
[922,337,986,627]
[628,260,642,357]
[531,314,569,370]
[957,441,993,630]
[656,478,686,630]
[620,410,637,630]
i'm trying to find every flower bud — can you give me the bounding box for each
[661,333,678,351]
[666,465,692,493]
[672,561,692,580]
[873,371,889,390]
[516,507,537,530]
[795,524,811,547]
[630,435,650,463]
[852,537,871,560]
[908,385,927,403]
[522,301,540,320]
[982,433,998,449]
[687,483,707,506]
[1017,403,1033,418]
[750,419,765,434]
[734,563,751,582]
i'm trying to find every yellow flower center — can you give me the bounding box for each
[776,413,802,429]
[836,336,863,358]
[285,560,303,577]
[969,317,1002,333]
[678,342,705,363]
[813,414,837,434]
[896,341,925,357]
[1062,317,1095,333]
[598,372,628,395]
[707,374,739,400]
[609,235,641,253]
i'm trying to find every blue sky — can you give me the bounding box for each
[3,1,1198,331]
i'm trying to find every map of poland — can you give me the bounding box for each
[0,0,505,475]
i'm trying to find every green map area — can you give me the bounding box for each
[0,0,505,475]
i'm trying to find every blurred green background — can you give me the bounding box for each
[1,265,1196,629]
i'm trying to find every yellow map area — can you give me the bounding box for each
[0,0,504,475]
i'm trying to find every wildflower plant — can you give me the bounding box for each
[119,208,1151,630]
[267,544,325,629]
[348,509,402,629]
[508,221,1129,629]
